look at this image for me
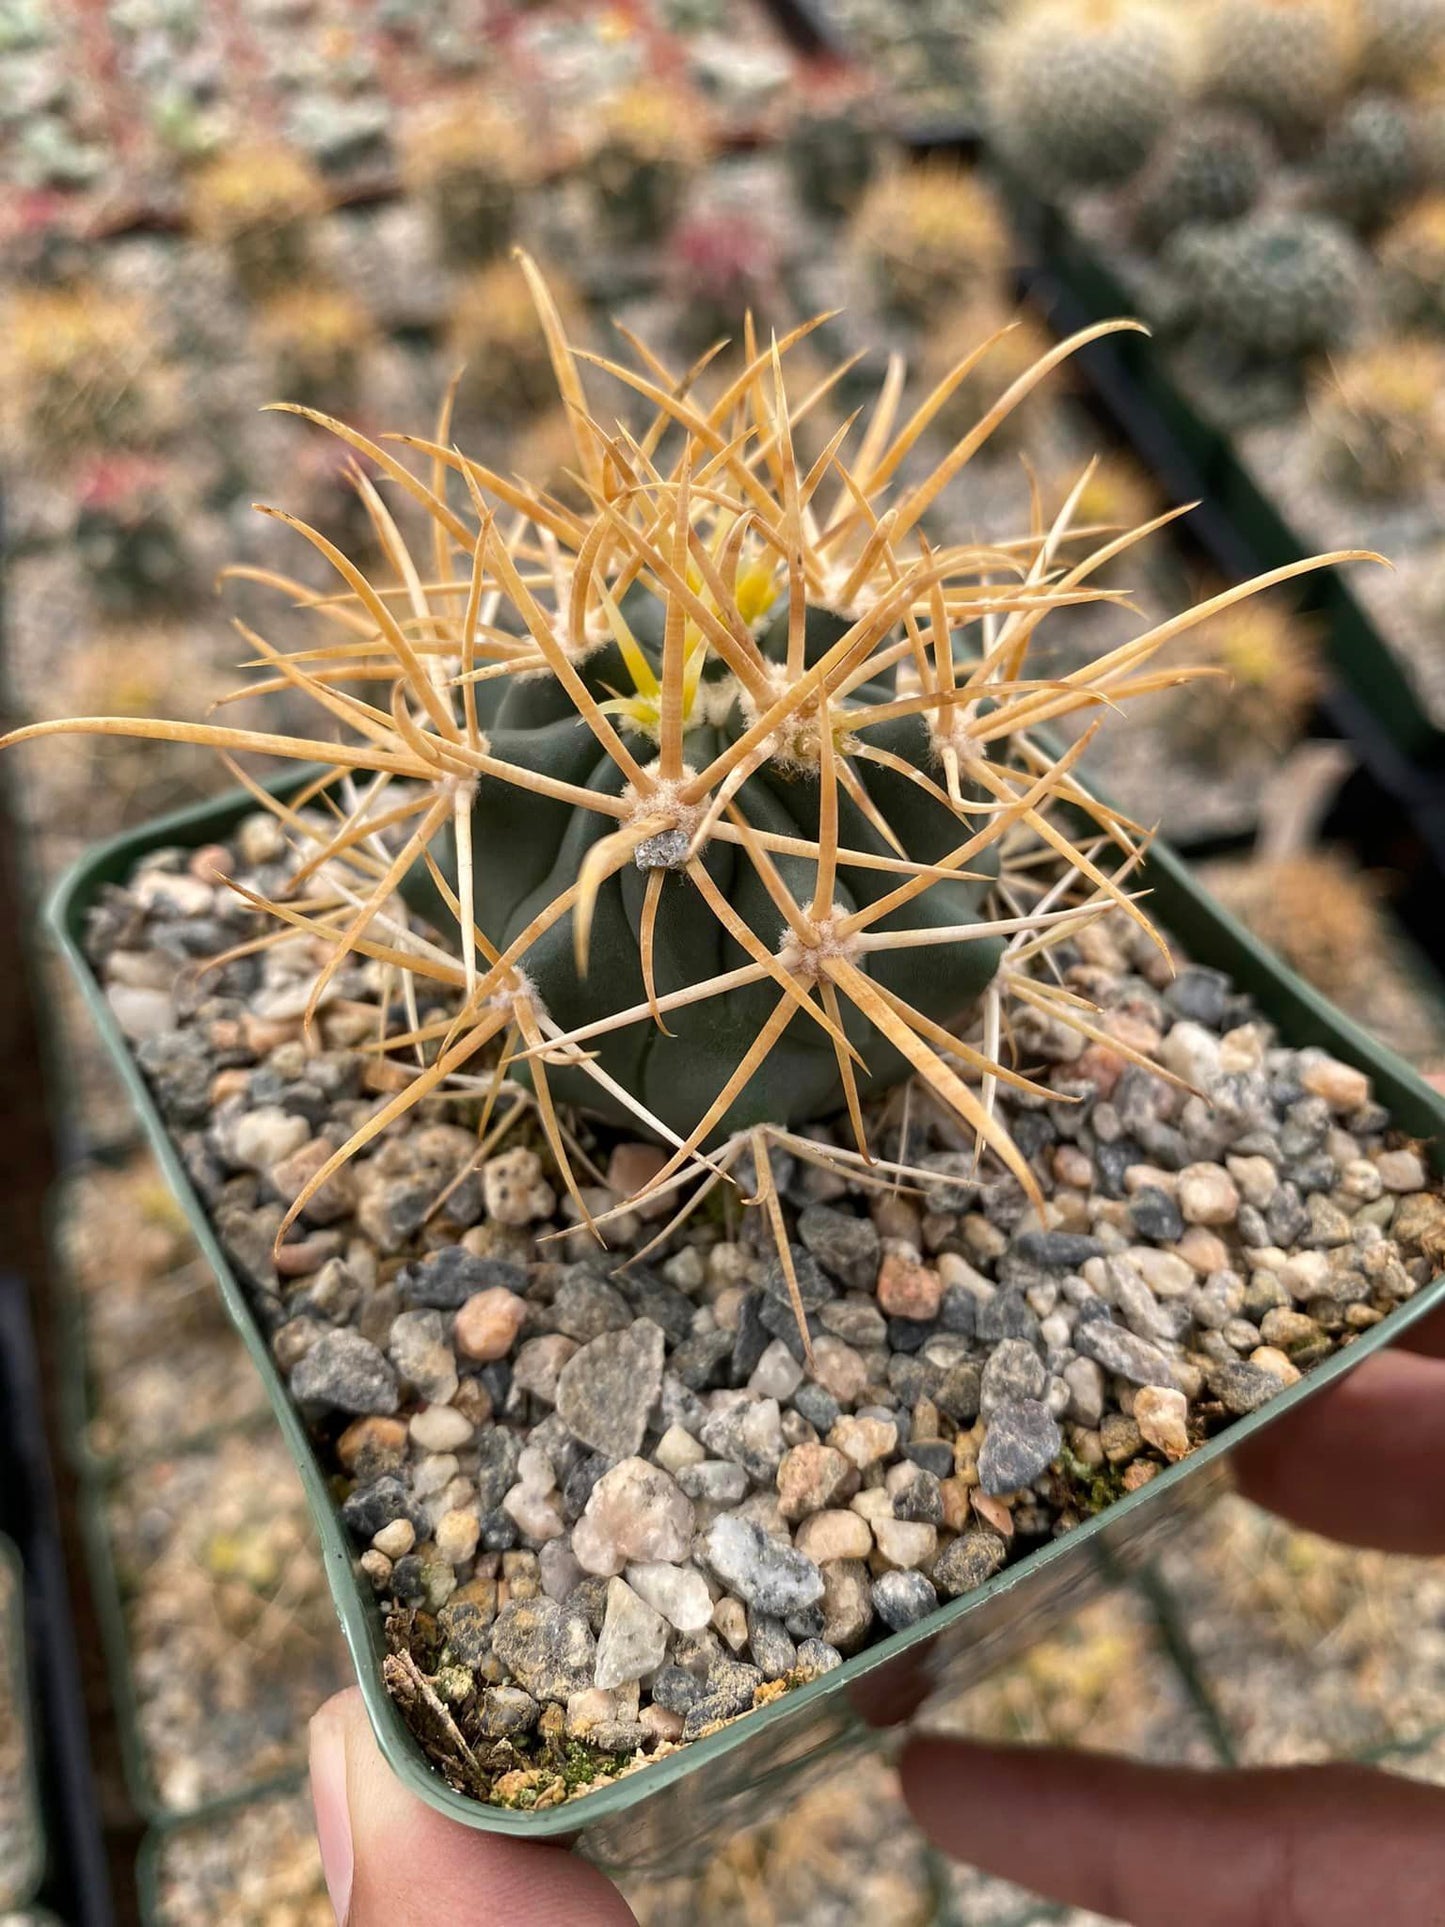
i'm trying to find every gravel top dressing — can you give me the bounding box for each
[84,809,1445,1813]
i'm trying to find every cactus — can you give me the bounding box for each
[1309,338,1445,496]
[5,258,1364,1229]
[851,162,1009,330]
[1379,192,1445,327]
[1166,209,1364,361]
[1359,0,1445,83]
[1311,91,1420,228]
[1130,111,1273,250]
[1,285,159,453]
[584,83,708,247]
[1166,599,1320,763]
[257,283,374,417]
[72,453,191,616]
[782,74,884,221]
[1051,451,1164,587]
[445,258,578,424]
[188,142,326,297]
[400,98,527,264]
[982,0,1188,193]
[919,300,1061,454]
[1201,0,1360,147]
[664,205,783,358]
[1202,851,1383,999]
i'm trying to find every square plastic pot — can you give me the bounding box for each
[46,773,1445,1876]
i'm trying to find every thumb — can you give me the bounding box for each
[899,1739,1445,1927]
[308,1688,638,1926]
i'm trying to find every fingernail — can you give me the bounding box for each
[310,1705,355,1925]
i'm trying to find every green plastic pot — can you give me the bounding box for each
[46,772,1445,1876]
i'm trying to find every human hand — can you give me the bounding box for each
[310,1303,1445,1926]
[898,1298,1445,1926]
[308,1688,638,1924]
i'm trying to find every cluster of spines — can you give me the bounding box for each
[4,257,1369,1253]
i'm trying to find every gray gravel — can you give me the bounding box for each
[86,816,1445,1808]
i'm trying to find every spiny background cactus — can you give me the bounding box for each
[72,453,191,616]
[1048,451,1163,588]
[781,73,883,221]
[1201,0,1361,148]
[983,0,1189,193]
[1379,191,1445,325]
[584,82,709,247]
[1,284,161,453]
[445,258,576,423]
[399,98,528,265]
[1202,850,1384,999]
[256,283,374,417]
[1166,599,1320,763]
[1310,90,1420,227]
[664,205,783,358]
[1309,337,1445,495]
[1129,111,1274,249]
[6,258,1363,1233]
[1166,209,1365,361]
[919,301,1060,454]
[188,142,327,298]
[1359,0,1445,83]
[851,162,1009,330]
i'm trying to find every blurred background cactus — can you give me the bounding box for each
[1379,191,1445,324]
[1309,337,1445,494]
[983,0,1188,192]
[781,72,882,219]
[1309,90,1420,226]
[1129,111,1274,248]
[400,98,529,265]
[919,298,1060,453]
[1166,209,1364,362]
[852,161,1008,327]
[71,453,191,617]
[1165,599,1322,765]
[584,82,710,247]
[256,283,375,417]
[1200,0,1361,148]
[664,203,784,356]
[445,258,577,423]
[1359,0,1445,85]
[2,285,163,455]
[188,142,327,298]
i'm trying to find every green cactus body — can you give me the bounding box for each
[1312,92,1419,228]
[984,0,1186,193]
[1130,112,1273,249]
[409,607,1002,1140]
[1168,210,1364,360]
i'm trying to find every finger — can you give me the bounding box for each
[1396,1296,1445,1358]
[309,1688,638,1926]
[1232,1345,1445,1554]
[899,1741,1445,1927]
